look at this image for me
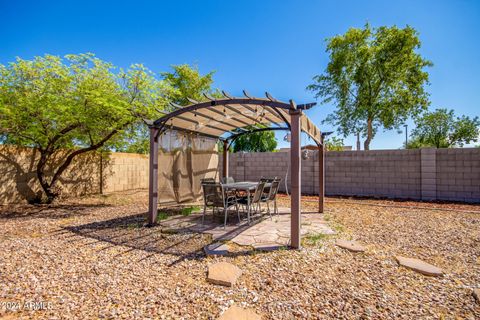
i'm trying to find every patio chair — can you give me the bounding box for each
[260,176,276,196]
[237,181,266,223]
[260,178,281,217]
[201,182,240,228]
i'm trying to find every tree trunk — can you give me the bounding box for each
[36,151,57,204]
[363,118,373,150]
[34,128,120,204]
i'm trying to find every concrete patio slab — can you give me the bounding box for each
[204,242,230,256]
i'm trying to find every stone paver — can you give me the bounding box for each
[473,288,480,303]
[204,242,230,256]
[396,256,443,277]
[218,305,262,320]
[253,233,278,243]
[207,262,242,287]
[335,240,366,252]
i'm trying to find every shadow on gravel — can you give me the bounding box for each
[62,213,212,266]
[62,211,279,266]
[0,203,110,220]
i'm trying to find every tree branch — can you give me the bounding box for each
[48,125,126,188]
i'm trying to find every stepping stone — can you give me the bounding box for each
[473,289,480,303]
[395,256,443,277]
[335,240,366,252]
[204,242,229,256]
[207,262,242,287]
[218,305,262,320]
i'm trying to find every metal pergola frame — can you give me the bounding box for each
[147,91,325,249]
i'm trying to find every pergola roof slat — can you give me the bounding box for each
[240,104,283,127]
[152,96,321,145]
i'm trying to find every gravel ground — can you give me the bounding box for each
[1,191,479,319]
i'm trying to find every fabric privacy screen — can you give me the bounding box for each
[157,130,219,204]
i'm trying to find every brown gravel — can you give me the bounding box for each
[1,191,479,319]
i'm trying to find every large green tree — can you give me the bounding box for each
[232,126,277,152]
[324,136,345,151]
[118,64,220,154]
[407,108,480,148]
[308,24,432,150]
[0,53,163,202]
[161,64,219,105]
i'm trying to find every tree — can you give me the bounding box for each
[307,24,432,150]
[232,126,277,152]
[161,64,219,105]
[407,108,480,148]
[325,136,345,151]
[116,64,221,154]
[0,53,163,203]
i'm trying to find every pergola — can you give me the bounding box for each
[147,91,325,249]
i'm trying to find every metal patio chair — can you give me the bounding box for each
[237,181,266,223]
[260,176,276,197]
[201,182,239,228]
[260,178,281,217]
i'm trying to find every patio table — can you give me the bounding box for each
[221,181,270,223]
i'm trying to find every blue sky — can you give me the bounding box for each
[1,0,479,149]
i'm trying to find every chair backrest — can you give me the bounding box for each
[201,177,215,184]
[221,176,235,184]
[251,181,266,203]
[267,178,281,201]
[202,183,224,206]
[260,177,275,183]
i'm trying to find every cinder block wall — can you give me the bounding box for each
[326,149,422,199]
[0,146,149,204]
[436,148,480,202]
[3,146,479,204]
[221,148,480,203]
[102,152,149,193]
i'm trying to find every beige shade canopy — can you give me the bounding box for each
[152,92,322,145]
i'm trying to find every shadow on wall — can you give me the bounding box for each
[0,145,112,204]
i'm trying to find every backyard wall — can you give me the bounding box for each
[2,146,479,204]
[220,148,480,203]
[0,146,149,204]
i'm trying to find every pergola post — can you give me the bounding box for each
[147,126,160,226]
[289,101,302,249]
[223,140,229,179]
[318,140,325,213]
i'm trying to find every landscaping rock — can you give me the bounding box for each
[473,289,480,303]
[207,262,242,287]
[335,239,366,252]
[396,256,443,276]
[218,305,262,320]
[204,242,229,256]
